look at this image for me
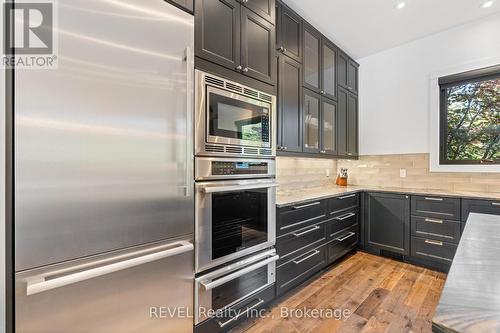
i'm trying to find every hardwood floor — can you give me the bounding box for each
[230,252,447,333]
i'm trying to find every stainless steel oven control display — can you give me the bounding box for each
[195,157,276,180]
[195,70,276,158]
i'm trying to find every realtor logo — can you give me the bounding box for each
[2,0,58,68]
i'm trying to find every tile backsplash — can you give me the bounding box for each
[276,157,337,193]
[337,153,500,193]
[276,154,500,194]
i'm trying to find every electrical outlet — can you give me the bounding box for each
[326,169,330,177]
[400,168,407,178]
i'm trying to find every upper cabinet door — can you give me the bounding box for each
[278,56,302,152]
[338,52,348,89]
[337,88,348,156]
[321,98,337,155]
[168,0,194,13]
[321,41,337,100]
[303,24,321,92]
[347,93,358,157]
[347,60,359,94]
[302,89,320,153]
[240,7,276,84]
[195,0,241,71]
[242,0,275,23]
[276,4,302,63]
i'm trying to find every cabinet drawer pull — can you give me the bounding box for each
[336,232,356,242]
[425,239,443,246]
[424,218,443,224]
[292,201,321,210]
[424,197,443,201]
[292,226,320,237]
[293,250,320,264]
[335,212,356,221]
[492,202,500,206]
[337,194,356,200]
[218,298,264,328]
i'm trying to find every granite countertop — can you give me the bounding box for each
[276,185,500,207]
[432,213,500,333]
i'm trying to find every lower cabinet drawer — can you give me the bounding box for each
[327,225,358,264]
[276,222,327,265]
[276,245,327,296]
[462,199,500,222]
[410,236,457,265]
[411,216,461,244]
[328,210,358,239]
[194,285,275,333]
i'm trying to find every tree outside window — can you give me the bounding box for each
[439,66,499,165]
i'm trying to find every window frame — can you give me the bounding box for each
[439,65,500,165]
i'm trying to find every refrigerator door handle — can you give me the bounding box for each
[25,241,194,296]
[184,46,193,197]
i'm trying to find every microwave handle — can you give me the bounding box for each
[199,183,279,194]
[200,255,279,291]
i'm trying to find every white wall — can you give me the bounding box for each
[358,13,500,156]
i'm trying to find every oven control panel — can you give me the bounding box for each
[212,161,269,176]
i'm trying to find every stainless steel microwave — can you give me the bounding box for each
[195,70,276,158]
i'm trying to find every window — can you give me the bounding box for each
[439,65,500,165]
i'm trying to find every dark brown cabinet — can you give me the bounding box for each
[241,7,276,83]
[339,52,358,94]
[277,56,302,152]
[243,0,275,22]
[302,88,338,155]
[365,192,410,255]
[338,87,358,157]
[321,98,337,155]
[347,93,358,156]
[303,25,338,100]
[321,40,337,100]
[169,0,194,12]
[302,89,321,153]
[303,24,321,92]
[195,0,241,70]
[195,0,276,85]
[276,3,302,63]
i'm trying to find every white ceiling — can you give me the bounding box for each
[284,0,500,59]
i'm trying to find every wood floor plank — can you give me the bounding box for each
[230,252,446,333]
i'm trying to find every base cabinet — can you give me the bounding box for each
[364,192,410,255]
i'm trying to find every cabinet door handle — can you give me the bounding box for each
[218,299,264,328]
[320,150,326,154]
[424,218,443,224]
[236,65,243,71]
[241,0,249,3]
[335,212,356,221]
[424,197,443,201]
[292,225,320,237]
[425,239,443,246]
[320,90,325,95]
[242,67,249,73]
[293,250,320,264]
[336,232,356,242]
[292,201,321,210]
[338,194,356,200]
[492,202,500,206]
[277,46,286,53]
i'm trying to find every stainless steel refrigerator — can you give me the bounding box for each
[14,1,194,332]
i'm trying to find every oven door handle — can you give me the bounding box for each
[199,183,279,193]
[200,255,279,291]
